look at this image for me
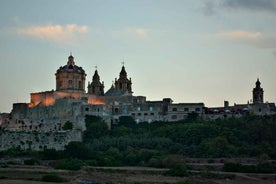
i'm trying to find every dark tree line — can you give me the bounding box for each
[1,114,276,169]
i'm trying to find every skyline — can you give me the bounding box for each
[1,0,276,112]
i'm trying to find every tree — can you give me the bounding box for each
[62,121,73,130]
[83,115,109,142]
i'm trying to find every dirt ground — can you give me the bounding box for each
[0,165,275,184]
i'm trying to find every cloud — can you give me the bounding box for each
[202,0,221,16]
[222,0,276,12]
[216,30,276,50]
[124,27,149,39]
[202,0,276,15]
[111,27,149,39]
[17,24,89,44]
[217,30,261,40]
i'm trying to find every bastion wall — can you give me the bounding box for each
[0,130,82,151]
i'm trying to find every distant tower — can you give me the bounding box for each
[55,54,86,92]
[253,78,264,104]
[87,69,104,96]
[115,65,132,94]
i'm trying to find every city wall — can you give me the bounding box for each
[0,130,82,151]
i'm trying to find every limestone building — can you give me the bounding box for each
[253,78,264,104]
[2,55,276,133]
[56,55,86,92]
[204,78,276,120]
[87,69,104,96]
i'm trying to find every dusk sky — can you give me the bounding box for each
[1,0,276,113]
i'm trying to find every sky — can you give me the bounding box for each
[0,0,276,113]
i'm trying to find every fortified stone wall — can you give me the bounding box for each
[0,130,82,151]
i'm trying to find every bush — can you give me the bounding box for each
[55,159,84,170]
[41,174,65,182]
[62,121,73,130]
[165,163,188,177]
[223,162,276,173]
[24,158,39,165]
[223,162,242,172]
[40,148,60,160]
[64,142,92,159]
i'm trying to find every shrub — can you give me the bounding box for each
[24,158,39,165]
[62,121,73,130]
[165,163,188,177]
[41,173,65,182]
[55,159,84,170]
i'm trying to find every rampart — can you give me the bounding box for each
[0,130,82,151]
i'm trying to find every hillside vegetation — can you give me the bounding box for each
[1,114,276,170]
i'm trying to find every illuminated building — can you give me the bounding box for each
[3,55,275,132]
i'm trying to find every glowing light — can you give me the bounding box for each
[88,99,105,105]
[88,96,105,105]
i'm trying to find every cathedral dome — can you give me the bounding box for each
[56,55,85,74]
[55,54,86,92]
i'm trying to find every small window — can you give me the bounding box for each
[131,113,135,116]
[68,80,73,87]
[85,107,89,111]
[138,113,141,116]
[149,107,153,111]
[150,113,154,116]
[137,107,141,111]
[196,108,200,112]
[79,81,82,89]
[184,108,189,112]
[172,107,177,112]
[144,113,148,116]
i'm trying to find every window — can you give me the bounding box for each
[79,81,82,89]
[144,113,148,116]
[68,80,73,87]
[184,108,189,112]
[196,108,200,112]
[138,113,141,116]
[150,113,154,116]
[137,107,141,111]
[149,107,153,111]
[85,107,89,111]
[172,107,177,112]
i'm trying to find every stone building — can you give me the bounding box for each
[253,78,264,104]
[55,55,86,92]
[3,55,276,132]
[87,69,104,96]
[204,79,276,120]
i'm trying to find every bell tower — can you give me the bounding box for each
[87,69,104,96]
[114,65,132,94]
[253,78,264,104]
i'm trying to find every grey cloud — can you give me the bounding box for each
[202,0,276,15]
[222,0,276,12]
[202,1,217,16]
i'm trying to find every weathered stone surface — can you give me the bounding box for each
[0,130,82,151]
